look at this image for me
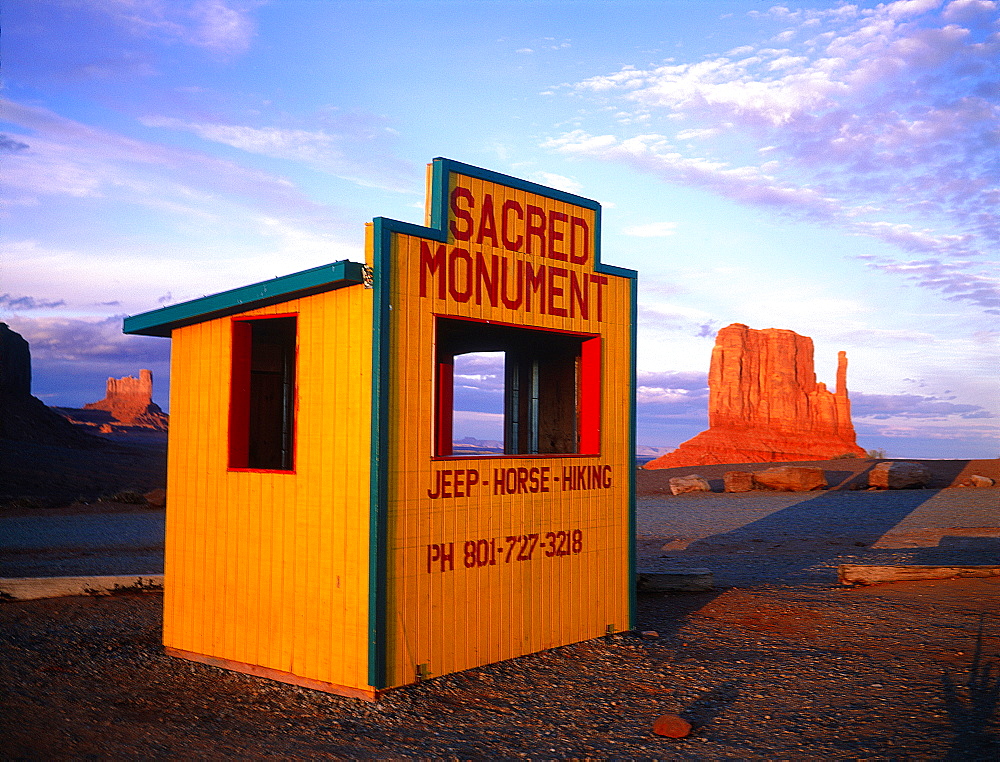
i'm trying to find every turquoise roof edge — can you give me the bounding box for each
[122,259,366,337]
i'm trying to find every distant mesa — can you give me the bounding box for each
[84,369,168,430]
[644,323,866,469]
[452,436,504,455]
[0,322,96,446]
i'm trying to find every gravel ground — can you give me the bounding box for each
[2,580,998,759]
[2,455,998,758]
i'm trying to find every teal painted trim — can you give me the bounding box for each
[431,157,600,211]
[122,260,366,337]
[595,263,638,279]
[367,219,392,689]
[626,272,638,631]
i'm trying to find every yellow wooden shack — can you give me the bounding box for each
[124,158,637,700]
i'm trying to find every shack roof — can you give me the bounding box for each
[123,259,366,337]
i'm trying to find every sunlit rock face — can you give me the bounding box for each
[84,369,167,429]
[644,323,866,469]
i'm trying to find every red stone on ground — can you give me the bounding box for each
[653,714,692,738]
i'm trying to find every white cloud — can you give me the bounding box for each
[528,171,583,194]
[622,221,678,237]
[547,0,1000,312]
[141,114,417,193]
[97,0,257,57]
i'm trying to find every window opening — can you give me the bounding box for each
[230,316,296,471]
[436,317,599,457]
[451,351,505,455]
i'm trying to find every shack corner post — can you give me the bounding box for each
[124,157,638,701]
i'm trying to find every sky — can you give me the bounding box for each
[2,0,998,459]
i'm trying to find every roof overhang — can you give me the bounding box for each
[123,260,366,337]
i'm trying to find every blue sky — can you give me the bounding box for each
[2,0,998,458]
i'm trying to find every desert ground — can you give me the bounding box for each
[1,431,998,758]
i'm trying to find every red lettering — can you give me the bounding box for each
[525,205,546,255]
[441,470,453,498]
[467,469,479,489]
[454,469,465,498]
[548,266,568,317]
[517,467,529,493]
[448,247,473,302]
[449,187,474,241]
[494,468,505,495]
[427,470,442,499]
[524,263,546,314]
[440,542,454,571]
[476,194,499,247]
[475,252,499,307]
[501,200,524,251]
[590,274,607,321]
[500,257,523,309]
[603,465,612,488]
[419,241,447,299]
[570,271,588,319]
[541,466,551,493]
[570,216,589,264]
[426,543,454,572]
[529,467,540,493]
[548,210,568,260]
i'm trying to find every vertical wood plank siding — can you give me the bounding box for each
[383,172,633,686]
[163,285,374,693]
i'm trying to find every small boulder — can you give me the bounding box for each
[753,466,827,492]
[868,461,931,490]
[958,474,995,488]
[653,714,692,738]
[668,475,711,495]
[144,488,167,507]
[723,470,755,493]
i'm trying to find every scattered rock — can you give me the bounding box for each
[144,488,167,507]
[753,466,827,492]
[869,461,931,490]
[652,714,692,738]
[723,470,755,493]
[644,324,865,469]
[640,631,659,639]
[636,570,714,593]
[958,475,994,488]
[668,475,711,495]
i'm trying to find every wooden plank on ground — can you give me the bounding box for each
[838,565,1000,586]
[0,575,164,601]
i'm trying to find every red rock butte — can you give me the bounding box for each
[644,323,866,469]
[84,369,167,429]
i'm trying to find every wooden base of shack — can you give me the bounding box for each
[164,647,386,702]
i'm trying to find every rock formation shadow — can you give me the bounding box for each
[675,488,944,583]
[942,613,1000,760]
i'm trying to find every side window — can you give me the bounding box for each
[229,316,297,471]
[435,317,600,457]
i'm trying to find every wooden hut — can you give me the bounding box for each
[124,158,637,700]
